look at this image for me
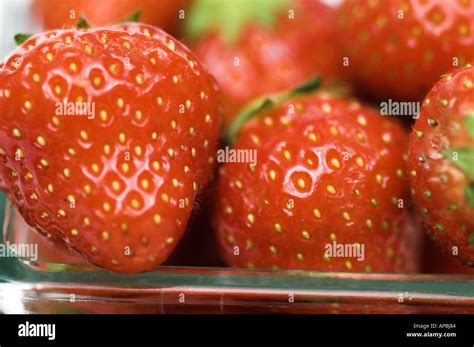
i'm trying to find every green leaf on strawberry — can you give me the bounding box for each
[465,183,474,208]
[186,0,290,42]
[14,34,32,45]
[464,113,474,138]
[442,113,474,208]
[442,148,474,180]
[224,77,321,145]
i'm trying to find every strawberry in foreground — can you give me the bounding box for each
[214,79,422,272]
[0,22,221,273]
[339,0,474,101]
[185,0,345,127]
[33,0,188,34]
[407,64,474,267]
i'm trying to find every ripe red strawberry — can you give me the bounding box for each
[186,0,345,127]
[214,80,422,272]
[32,0,188,34]
[0,22,221,273]
[339,0,474,101]
[407,64,474,267]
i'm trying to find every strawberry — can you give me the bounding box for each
[185,0,345,127]
[32,0,188,34]
[213,79,422,272]
[339,0,474,101]
[0,22,221,273]
[407,63,474,267]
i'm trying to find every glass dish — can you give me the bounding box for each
[1,194,474,314]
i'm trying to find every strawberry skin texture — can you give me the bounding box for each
[33,0,188,33]
[0,23,221,273]
[339,0,474,101]
[214,94,421,272]
[192,1,344,126]
[407,64,474,266]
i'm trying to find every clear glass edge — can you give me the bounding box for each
[1,195,474,299]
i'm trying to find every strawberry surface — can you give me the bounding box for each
[407,64,474,267]
[0,23,221,273]
[214,90,422,272]
[339,0,474,101]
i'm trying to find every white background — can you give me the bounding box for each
[0,0,39,59]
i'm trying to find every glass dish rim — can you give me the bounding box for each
[1,196,474,304]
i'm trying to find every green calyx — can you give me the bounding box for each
[76,14,92,29]
[185,0,290,43]
[465,183,474,207]
[120,10,142,23]
[442,148,474,180]
[224,77,321,146]
[465,113,474,138]
[442,114,474,207]
[14,10,142,45]
[14,34,32,45]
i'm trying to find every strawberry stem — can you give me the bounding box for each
[442,148,474,181]
[224,77,321,145]
[465,113,474,138]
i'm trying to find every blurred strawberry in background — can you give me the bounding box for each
[339,0,474,102]
[185,0,346,127]
[32,0,188,33]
